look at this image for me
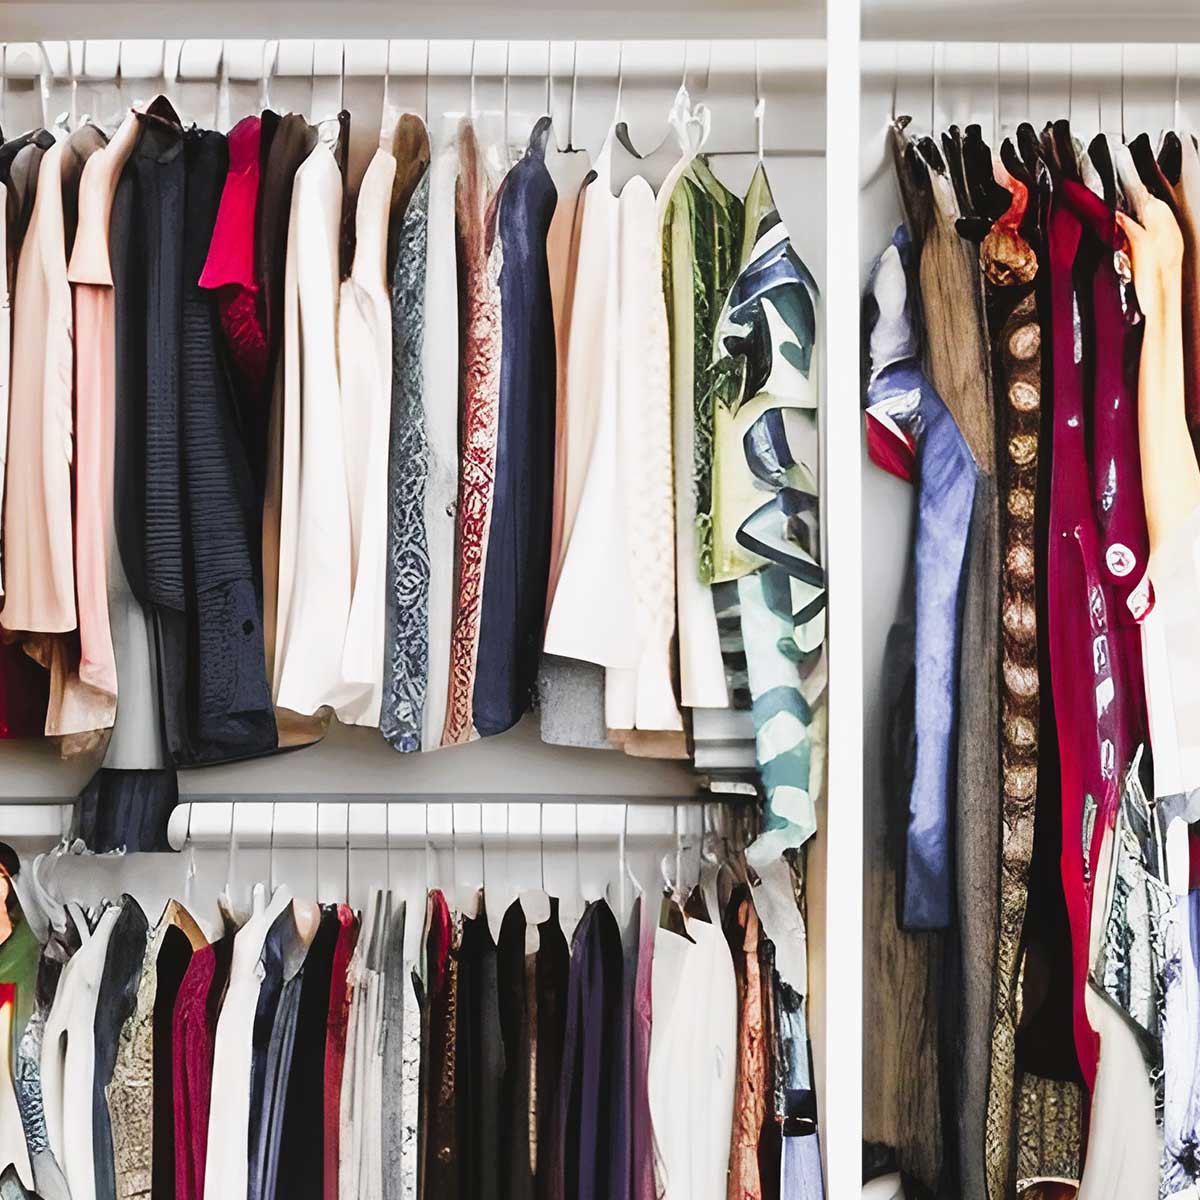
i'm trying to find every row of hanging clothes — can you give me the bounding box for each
[862,111,1200,1200]
[0,49,825,862]
[0,806,824,1200]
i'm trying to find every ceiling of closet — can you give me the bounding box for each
[864,0,1200,42]
[1,0,822,40]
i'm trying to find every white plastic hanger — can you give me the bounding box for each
[260,39,276,115]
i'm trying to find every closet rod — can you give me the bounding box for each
[165,798,728,851]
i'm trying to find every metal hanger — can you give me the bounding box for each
[754,41,765,161]
[1121,44,1127,143]
[614,40,624,124]
[930,40,940,139]
[568,41,579,151]
[1175,44,1183,135]
[423,801,433,897]
[183,792,198,914]
[451,802,460,906]
[503,40,510,154]
[424,39,431,127]
[344,801,351,908]
[37,41,53,134]
[268,799,277,895]
[468,39,477,121]
[385,802,393,898]
[223,800,238,909]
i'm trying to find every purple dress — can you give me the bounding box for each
[558,901,624,1200]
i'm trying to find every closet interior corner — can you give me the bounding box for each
[0,17,842,1200]
[859,5,1200,1198]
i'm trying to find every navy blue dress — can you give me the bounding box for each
[473,118,558,736]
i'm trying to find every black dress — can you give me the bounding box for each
[180,128,277,763]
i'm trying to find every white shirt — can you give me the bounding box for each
[647,876,736,1200]
[203,885,293,1200]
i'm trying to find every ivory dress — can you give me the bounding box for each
[338,147,397,727]
[272,143,354,717]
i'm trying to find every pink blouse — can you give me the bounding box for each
[66,111,141,706]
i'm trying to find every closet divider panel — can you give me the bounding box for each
[821,0,863,1195]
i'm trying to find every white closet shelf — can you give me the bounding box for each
[864,0,1200,42]
[0,3,823,41]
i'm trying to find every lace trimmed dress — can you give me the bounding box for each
[382,131,432,753]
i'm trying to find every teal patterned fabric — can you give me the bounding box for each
[712,164,824,859]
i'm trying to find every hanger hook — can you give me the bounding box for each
[545,39,552,119]
[1176,43,1182,133]
[423,802,431,898]
[680,42,688,93]
[539,804,546,893]
[569,40,579,150]
[68,42,79,131]
[385,802,392,896]
[424,39,431,126]
[993,42,1000,147]
[225,800,237,903]
[614,40,624,122]
[339,40,346,113]
[574,803,583,917]
[754,41,765,161]
[469,39,477,119]
[1121,44,1127,142]
[344,802,351,907]
[381,40,390,139]
[503,40,510,152]
[480,804,488,901]
[37,41,52,132]
[619,803,628,923]
[931,40,939,136]
[268,799,277,894]
[1068,43,1074,129]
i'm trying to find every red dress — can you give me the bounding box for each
[322,905,359,1200]
[198,114,270,492]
